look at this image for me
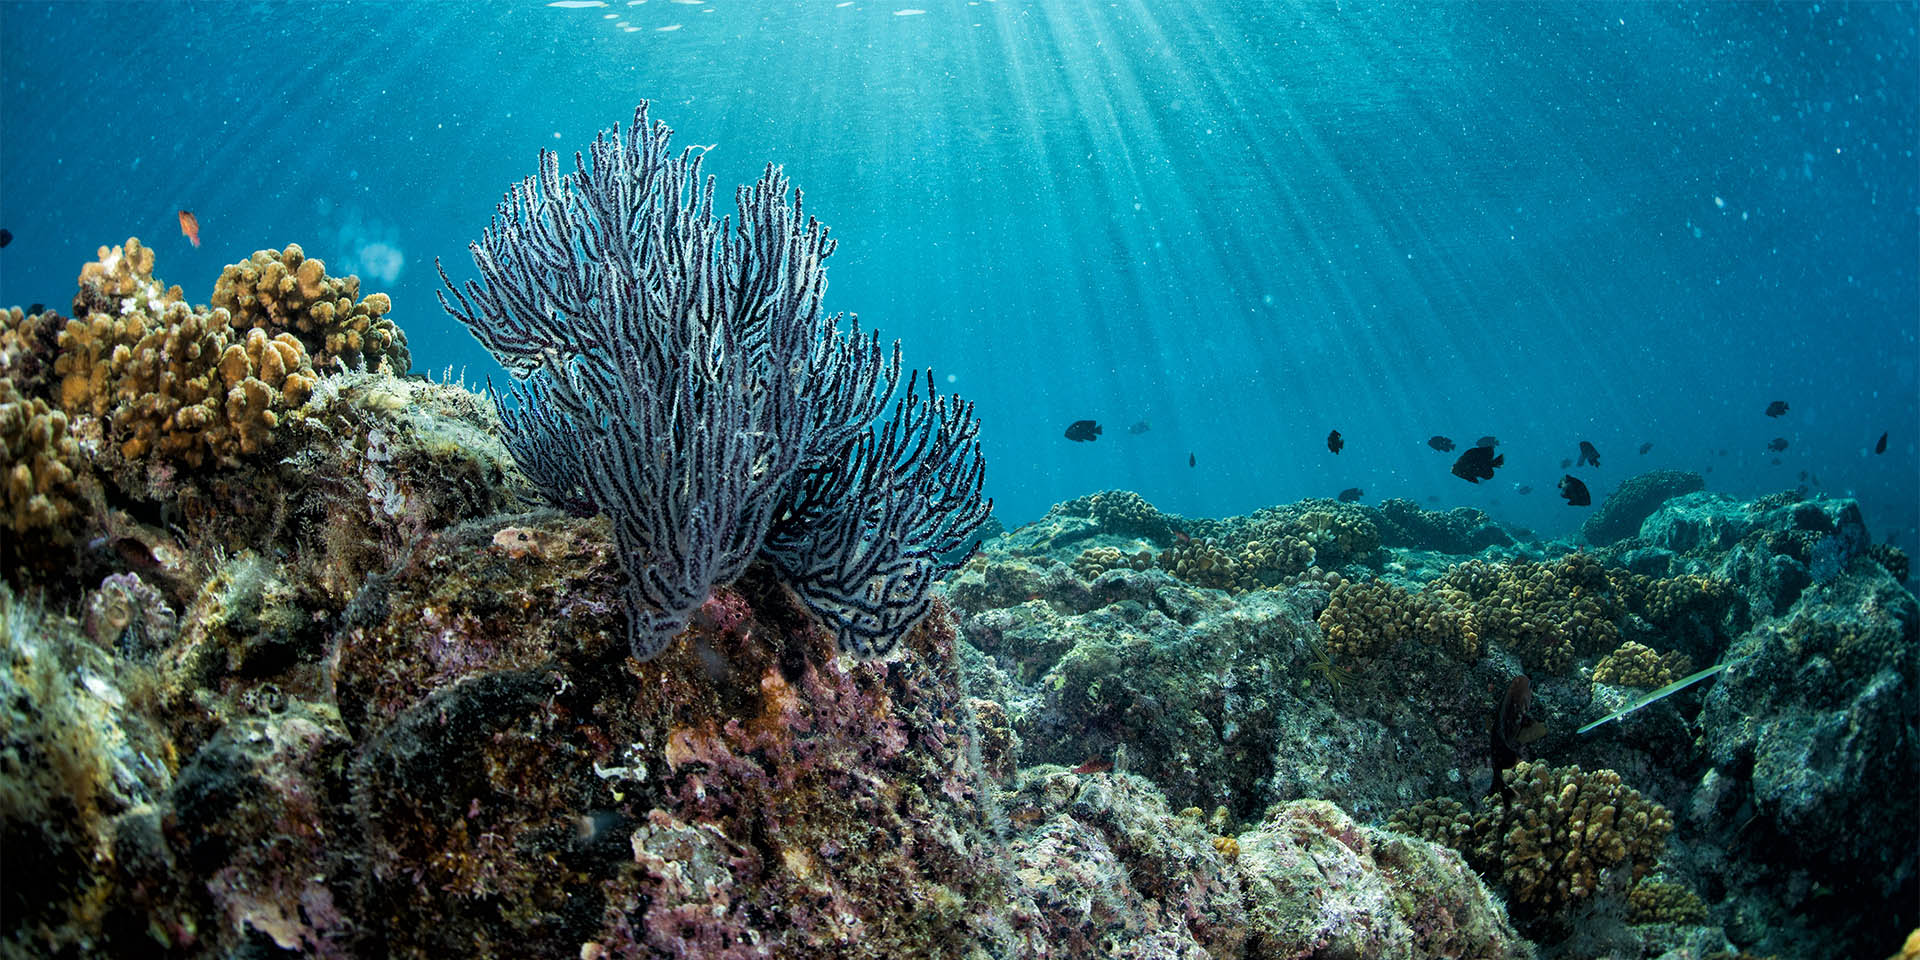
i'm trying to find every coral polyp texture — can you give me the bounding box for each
[0,376,84,549]
[52,241,321,467]
[211,242,410,374]
[1390,761,1674,917]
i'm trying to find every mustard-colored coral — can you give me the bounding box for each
[211,243,410,374]
[1316,578,1480,662]
[1,306,62,397]
[1627,879,1707,924]
[1592,641,1691,688]
[1071,545,1152,580]
[0,377,84,542]
[50,241,320,467]
[1158,538,1253,593]
[1390,762,1673,916]
[1431,554,1622,673]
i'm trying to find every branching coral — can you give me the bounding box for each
[1592,640,1692,688]
[51,241,322,468]
[0,377,84,548]
[1389,762,1673,917]
[440,103,989,661]
[1431,554,1621,673]
[212,243,409,374]
[1316,578,1480,662]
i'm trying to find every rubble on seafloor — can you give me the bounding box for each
[2,243,1914,959]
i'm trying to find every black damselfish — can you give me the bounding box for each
[1577,441,1601,467]
[1875,432,1888,454]
[1765,400,1789,417]
[1337,487,1363,503]
[1064,420,1102,442]
[1428,435,1455,452]
[1327,430,1344,454]
[1559,474,1591,506]
[1451,445,1504,483]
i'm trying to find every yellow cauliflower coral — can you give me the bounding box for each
[211,243,409,374]
[0,376,85,542]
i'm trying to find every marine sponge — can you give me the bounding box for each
[211,243,410,374]
[1391,762,1673,917]
[1592,640,1692,688]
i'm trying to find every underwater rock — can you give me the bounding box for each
[1582,470,1707,546]
[1373,497,1517,555]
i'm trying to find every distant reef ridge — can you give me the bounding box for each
[1,242,1914,959]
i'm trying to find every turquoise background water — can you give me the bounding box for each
[2,1,1914,549]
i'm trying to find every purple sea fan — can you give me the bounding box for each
[439,103,988,662]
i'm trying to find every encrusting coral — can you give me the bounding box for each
[212,243,410,374]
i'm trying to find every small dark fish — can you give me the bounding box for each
[1558,474,1591,506]
[1766,437,1789,453]
[1559,458,1573,469]
[1875,431,1888,454]
[1188,452,1196,468]
[0,228,10,248]
[1327,429,1344,454]
[1577,441,1601,467]
[1451,445,1504,483]
[1515,484,1532,495]
[27,303,44,315]
[1797,470,1808,482]
[1128,420,1151,435]
[1425,495,1439,503]
[1765,400,1789,418]
[1337,487,1363,503]
[1475,436,1499,449]
[1428,435,1456,452]
[1489,675,1545,800]
[1770,457,1782,465]
[1639,442,1653,455]
[1704,465,1714,474]
[1064,420,1102,442]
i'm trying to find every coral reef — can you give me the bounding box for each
[1582,470,1706,546]
[1592,641,1692,688]
[1048,489,1180,545]
[442,105,989,661]
[211,242,410,374]
[1391,761,1673,918]
[1431,553,1621,673]
[0,376,85,552]
[1316,577,1480,662]
[52,241,320,468]
[1374,497,1517,554]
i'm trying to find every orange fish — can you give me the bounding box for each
[178,209,200,248]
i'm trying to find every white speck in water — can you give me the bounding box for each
[895,7,927,14]
[657,23,682,30]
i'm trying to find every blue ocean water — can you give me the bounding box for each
[3,1,1914,548]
